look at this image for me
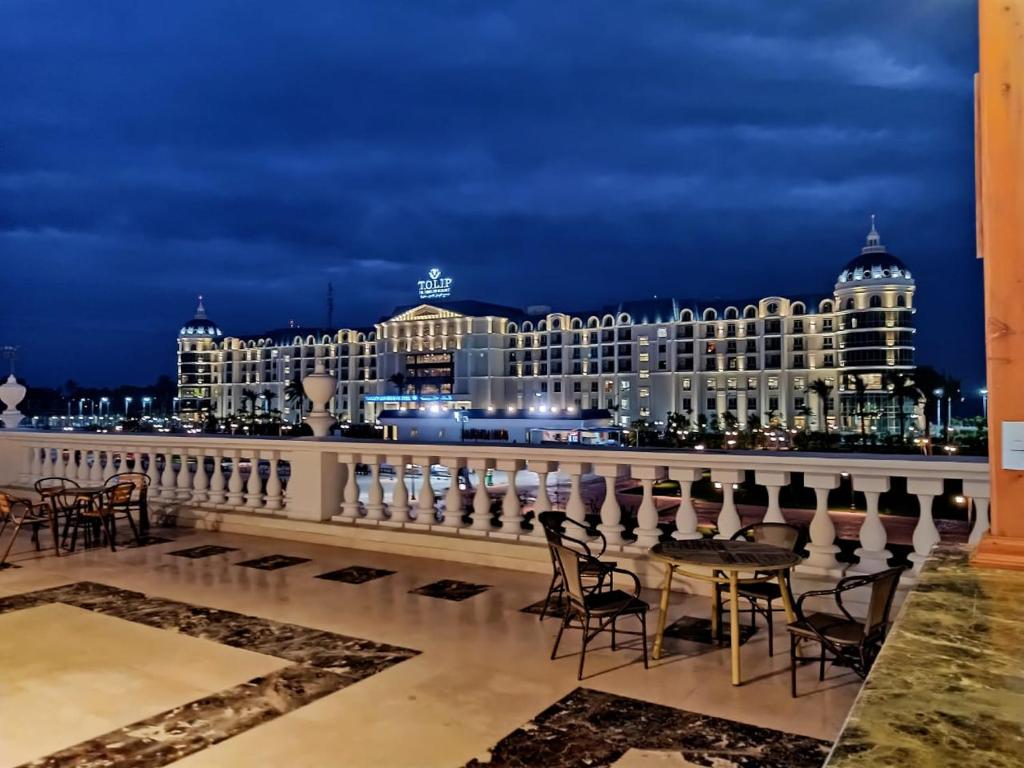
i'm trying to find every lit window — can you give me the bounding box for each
[639,352,650,362]
[768,376,779,390]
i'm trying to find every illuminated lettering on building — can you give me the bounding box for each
[418,267,453,300]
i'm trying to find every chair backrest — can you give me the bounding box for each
[0,492,20,520]
[863,567,903,637]
[537,511,565,548]
[105,472,149,495]
[550,542,587,608]
[34,476,80,494]
[732,522,802,552]
[106,482,135,507]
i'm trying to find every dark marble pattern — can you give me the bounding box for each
[662,615,757,646]
[123,535,173,549]
[0,581,420,768]
[826,545,1024,767]
[409,578,490,601]
[234,554,311,570]
[521,595,571,618]
[167,544,239,559]
[316,565,395,584]
[0,562,21,571]
[466,687,830,768]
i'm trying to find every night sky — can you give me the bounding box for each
[1,1,983,395]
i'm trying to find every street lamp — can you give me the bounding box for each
[932,388,943,436]
[99,397,109,420]
[980,388,988,419]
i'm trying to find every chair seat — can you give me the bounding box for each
[580,559,616,575]
[787,612,864,645]
[736,581,782,600]
[582,589,649,617]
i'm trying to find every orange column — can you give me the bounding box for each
[973,0,1024,569]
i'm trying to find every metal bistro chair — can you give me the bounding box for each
[713,522,804,656]
[786,567,904,697]
[536,510,616,620]
[0,492,60,566]
[550,542,649,680]
[68,482,141,552]
[104,472,151,532]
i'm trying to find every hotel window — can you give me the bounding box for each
[726,377,737,389]
[794,376,805,390]
[573,382,582,392]
[620,381,631,390]
[593,382,600,392]
[657,327,668,338]
[638,335,649,346]
[793,355,805,368]
[793,319,804,333]
[746,322,756,335]
[639,387,650,398]
[768,376,779,390]
[621,398,630,409]
[682,378,692,390]
[707,379,716,391]
[553,382,561,393]
[640,370,650,379]
[824,354,835,367]
[746,356,758,370]
[706,397,716,411]
[727,357,738,370]
[727,396,737,410]
[747,377,758,389]
[705,342,716,354]
[727,323,736,337]
[682,397,691,411]
[769,396,779,410]
[639,352,650,362]
[726,341,737,353]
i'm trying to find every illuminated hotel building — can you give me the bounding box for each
[177,223,916,434]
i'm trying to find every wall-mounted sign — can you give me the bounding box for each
[418,267,453,300]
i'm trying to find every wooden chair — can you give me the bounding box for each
[69,482,140,552]
[787,567,904,697]
[104,472,150,532]
[536,510,616,620]
[0,492,60,566]
[550,542,649,680]
[714,522,804,655]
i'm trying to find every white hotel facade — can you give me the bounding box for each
[177,224,916,434]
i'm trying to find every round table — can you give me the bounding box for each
[649,539,801,686]
[45,486,108,551]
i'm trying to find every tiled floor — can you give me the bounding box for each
[0,523,863,767]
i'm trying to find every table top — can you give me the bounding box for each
[650,539,800,571]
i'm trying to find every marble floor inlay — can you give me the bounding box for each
[234,554,311,570]
[662,615,758,646]
[0,581,419,768]
[316,565,396,584]
[124,535,174,549]
[168,544,239,559]
[465,687,831,768]
[409,578,491,601]
[520,595,571,618]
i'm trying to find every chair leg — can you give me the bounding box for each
[124,511,141,544]
[0,518,25,566]
[106,517,118,552]
[790,635,798,698]
[551,610,571,659]
[819,641,827,681]
[69,516,80,552]
[611,617,617,650]
[639,611,649,669]
[766,601,774,657]
[577,617,589,681]
[539,572,559,621]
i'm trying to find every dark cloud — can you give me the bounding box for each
[0,0,982,390]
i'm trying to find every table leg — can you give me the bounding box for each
[729,571,741,686]
[778,568,796,623]
[652,563,674,660]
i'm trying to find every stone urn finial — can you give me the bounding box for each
[0,374,26,430]
[302,360,337,437]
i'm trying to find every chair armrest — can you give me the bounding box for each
[608,566,643,598]
[563,516,608,557]
[795,587,843,620]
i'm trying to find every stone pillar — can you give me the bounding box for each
[593,463,626,545]
[145,449,161,499]
[361,454,387,522]
[441,458,467,529]
[176,450,192,500]
[526,460,557,540]
[191,452,209,503]
[89,450,104,482]
[755,470,790,524]
[76,449,90,481]
[281,449,342,521]
[800,472,843,577]
[633,465,667,548]
[849,475,892,574]
[160,451,177,500]
[410,456,439,528]
[965,478,991,545]
[338,456,362,521]
[908,477,945,577]
[467,457,495,532]
[40,446,53,477]
[29,445,42,482]
[264,452,283,511]
[207,450,226,504]
[712,468,745,539]
[669,467,703,540]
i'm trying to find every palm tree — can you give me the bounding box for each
[912,365,945,439]
[260,388,277,414]
[284,377,304,422]
[882,372,913,440]
[240,387,259,416]
[942,375,962,442]
[795,403,812,433]
[848,373,869,438]
[806,378,834,433]
[387,372,408,395]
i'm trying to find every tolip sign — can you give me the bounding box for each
[418,267,452,299]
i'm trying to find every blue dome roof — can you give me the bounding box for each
[179,297,222,338]
[837,222,912,284]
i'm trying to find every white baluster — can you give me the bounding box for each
[338,457,361,521]
[192,451,209,503]
[41,446,54,477]
[965,479,990,545]
[670,467,703,540]
[176,450,192,499]
[527,460,557,539]
[411,457,438,528]
[264,452,283,511]
[712,469,744,539]
[55,447,68,477]
[800,473,843,576]
[441,459,466,529]
[145,449,161,499]
[561,461,590,528]
[594,462,626,545]
[76,448,90,481]
[755,470,790,524]
[226,451,245,505]
[160,451,176,500]
[207,450,226,504]
[384,454,411,525]
[633,465,666,548]
[908,477,944,577]
[29,446,42,482]
[362,455,386,521]
[89,450,104,482]
[496,459,526,535]
[245,454,263,509]
[468,458,495,532]
[850,476,891,574]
